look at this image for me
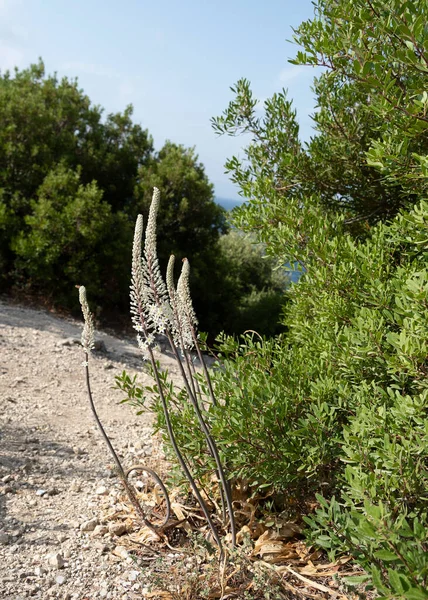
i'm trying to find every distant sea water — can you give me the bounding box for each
[215,197,245,211]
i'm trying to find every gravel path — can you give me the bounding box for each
[0,299,180,599]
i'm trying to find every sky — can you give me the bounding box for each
[0,0,321,200]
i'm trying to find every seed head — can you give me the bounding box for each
[78,286,95,352]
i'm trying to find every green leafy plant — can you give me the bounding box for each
[209,1,428,595]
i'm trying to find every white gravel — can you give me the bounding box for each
[0,298,180,599]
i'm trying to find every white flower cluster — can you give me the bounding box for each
[78,286,95,352]
[130,214,148,332]
[143,188,169,306]
[129,189,199,355]
[136,332,155,357]
[148,302,173,334]
[176,259,198,350]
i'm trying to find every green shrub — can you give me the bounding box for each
[129,199,428,595]
[210,0,428,588]
[305,497,428,599]
[12,164,133,310]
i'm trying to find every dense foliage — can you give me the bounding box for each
[123,1,427,596]
[0,61,284,335]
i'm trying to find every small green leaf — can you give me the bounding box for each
[374,549,399,562]
[343,574,370,585]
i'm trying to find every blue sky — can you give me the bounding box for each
[0,0,320,199]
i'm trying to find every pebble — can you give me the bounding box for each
[94,542,109,554]
[0,531,10,544]
[112,546,129,560]
[93,525,109,536]
[48,553,65,569]
[108,522,127,536]
[80,518,99,532]
[95,485,108,495]
[56,575,67,585]
[73,447,86,455]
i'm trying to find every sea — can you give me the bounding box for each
[215,197,244,211]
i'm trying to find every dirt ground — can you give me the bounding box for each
[0,297,181,599]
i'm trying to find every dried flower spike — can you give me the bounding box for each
[78,286,95,352]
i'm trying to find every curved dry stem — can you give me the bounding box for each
[83,352,165,535]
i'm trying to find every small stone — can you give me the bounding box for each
[10,528,21,538]
[95,485,108,495]
[112,545,129,560]
[80,518,98,532]
[59,338,80,347]
[2,474,12,483]
[0,532,9,544]
[36,489,47,496]
[104,362,114,370]
[35,566,47,576]
[29,585,41,596]
[94,541,109,553]
[92,525,109,537]
[48,553,65,569]
[46,488,59,496]
[93,339,107,352]
[108,522,127,536]
[55,574,66,585]
[128,570,140,582]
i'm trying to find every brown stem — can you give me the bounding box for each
[83,353,163,535]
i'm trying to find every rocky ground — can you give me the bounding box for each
[0,298,184,600]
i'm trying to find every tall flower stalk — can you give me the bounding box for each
[79,285,170,533]
[131,188,236,550]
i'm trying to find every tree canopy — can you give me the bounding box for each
[212,0,428,262]
[0,60,285,336]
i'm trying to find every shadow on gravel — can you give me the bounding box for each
[0,422,109,505]
[0,421,116,546]
[0,298,213,372]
